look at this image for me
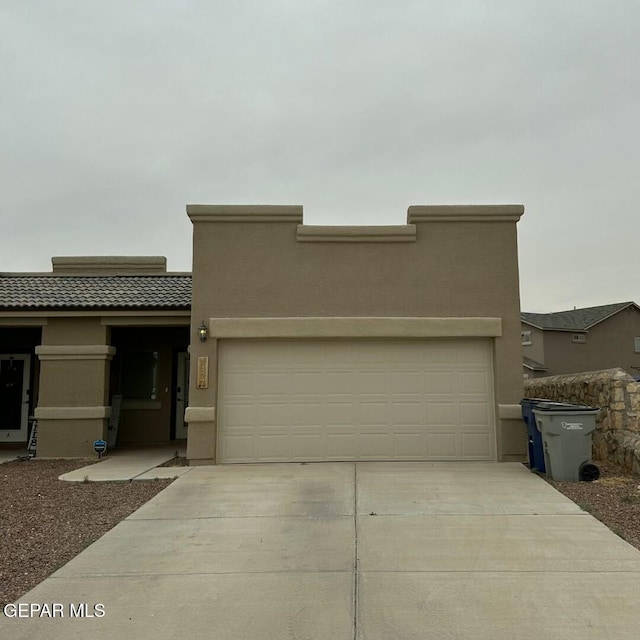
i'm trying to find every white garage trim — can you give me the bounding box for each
[208,317,502,339]
[217,338,496,463]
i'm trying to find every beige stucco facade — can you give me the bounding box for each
[34,318,113,456]
[186,204,526,464]
[0,257,190,456]
[1,204,527,462]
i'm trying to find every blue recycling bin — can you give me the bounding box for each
[520,398,548,472]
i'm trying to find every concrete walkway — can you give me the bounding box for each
[4,462,640,638]
[58,444,192,482]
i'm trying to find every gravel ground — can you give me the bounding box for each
[2,457,640,608]
[545,460,640,549]
[158,455,190,467]
[0,458,172,607]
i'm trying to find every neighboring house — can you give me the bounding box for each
[1,204,527,464]
[521,302,640,379]
[0,257,191,456]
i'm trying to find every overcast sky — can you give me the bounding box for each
[1,1,638,312]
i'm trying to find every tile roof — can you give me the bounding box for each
[0,275,192,310]
[521,302,638,331]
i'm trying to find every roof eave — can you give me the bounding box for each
[0,306,191,313]
[521,318,545,330]
[583,302,640,330]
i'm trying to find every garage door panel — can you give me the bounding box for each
[254,372,290,396]
[426,402,456,426]
[391,371,421,394]
[358,430,393,458]
[393,431,426,457]
[357,371,387,394]
[358,402,390,425]
[289,403,322,426]
[391,402,422,426]
[224,372,255,395]
[291,372,323,394]
[454,341,490,364]
[323,401,354,424]
[291,433,326,459]
[458,402,490,427]
[324,371,356,393]
[258,403,290,426]
[357,342,420,364]
[425,433,458,457]
[218,339,495,462]
[458,371,490,394]
[423,371,455,394]
[223,404,254,428]
[222,433,255,462]
[256,431,292,459]
[419,342,455,363]
[461,433,492,458]
[326,433,356,459]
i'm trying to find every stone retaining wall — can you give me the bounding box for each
[524,368,640,473]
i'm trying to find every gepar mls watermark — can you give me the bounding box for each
[3,603,106,619]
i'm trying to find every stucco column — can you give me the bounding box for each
[184,337,218,465]
[34,318,114,457]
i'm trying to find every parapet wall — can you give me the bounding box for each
[524,368,640,473]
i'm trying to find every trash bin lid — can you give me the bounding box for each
[520,397,551,406]
[534,401,598,412]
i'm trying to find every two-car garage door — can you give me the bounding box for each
[218,339,495,463]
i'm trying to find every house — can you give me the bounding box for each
[521,302,640,379]
[0,257,191,456]
[1,204,527,463]
[184,204,526,464]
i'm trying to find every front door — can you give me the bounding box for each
[174,352,189,440]
[0,355,31,442]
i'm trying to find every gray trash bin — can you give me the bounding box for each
[532,402,600,481]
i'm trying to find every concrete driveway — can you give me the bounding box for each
[4,462,640,639]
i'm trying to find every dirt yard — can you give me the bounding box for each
[0,458,172,607]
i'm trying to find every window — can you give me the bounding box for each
[121,351,158,400]
[572,334,586,344]
[521,331,532,346]
[635,337,640,353]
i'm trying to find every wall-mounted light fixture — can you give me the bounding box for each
[198,321,208,342]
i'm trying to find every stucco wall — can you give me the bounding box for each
[187,204,526,464]
[524,368,640,472]
[35,318,113,457]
